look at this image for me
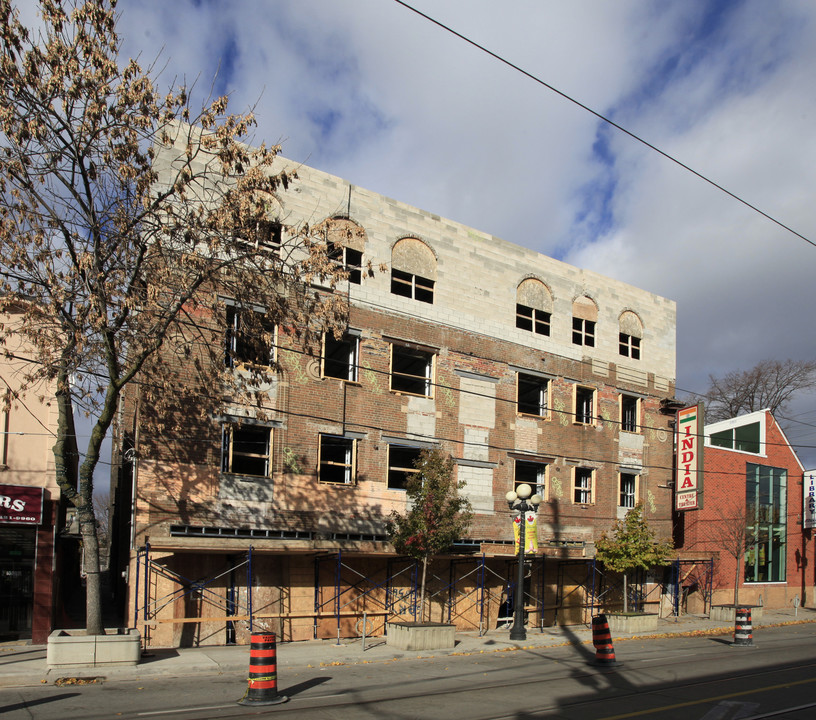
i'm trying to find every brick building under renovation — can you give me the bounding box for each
[112,126,679,647]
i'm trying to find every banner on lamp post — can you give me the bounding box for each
[513,511,538,554]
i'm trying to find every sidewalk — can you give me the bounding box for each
[2,607,815,689]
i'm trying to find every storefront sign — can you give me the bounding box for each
[675,404,704,511]
[0,484,44,524]
[804,471,816,529]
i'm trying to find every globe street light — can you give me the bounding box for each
[505,483,542,641]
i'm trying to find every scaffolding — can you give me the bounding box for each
[668,558,714,616]
[134,545,604,645]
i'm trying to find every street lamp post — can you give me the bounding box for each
[506,483,542,641]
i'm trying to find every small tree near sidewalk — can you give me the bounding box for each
[595,504,674,613]
[387,450,473,622]
[709,501,754,609]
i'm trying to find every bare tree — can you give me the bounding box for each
[0,0,348,634]
[701,359,816,423]
[707,501,753,609]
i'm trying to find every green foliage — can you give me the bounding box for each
[595,504,674,573]
[387,449,473,562]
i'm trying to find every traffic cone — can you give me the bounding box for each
[590,614,621,666]
[238,633,289,706]
[733,607,754,647]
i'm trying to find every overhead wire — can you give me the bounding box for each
[392,0,816,250]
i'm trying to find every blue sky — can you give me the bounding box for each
[23,0,816,464]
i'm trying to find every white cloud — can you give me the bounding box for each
[107,0,816,465]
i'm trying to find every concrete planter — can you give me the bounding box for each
[605,613,659,633]
[710,605,764,623]
[47,628,141,669]
[386,622,456,651]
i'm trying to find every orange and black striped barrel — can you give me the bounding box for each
[733,608,754,647]
[590,614,620,666]
[238,633,288,706]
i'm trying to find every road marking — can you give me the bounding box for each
[138,705,234,716]
[597,675,816,720]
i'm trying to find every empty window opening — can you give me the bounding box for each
[323,332,359,381]
[619,333,641,359]
[621,395,640,433]
[575,386,595,424]
[515,460,547,499]
[517,373,548,417]
[328,242,362,285]
[225,307,274,369]
[516,304,551,336]
[391,268,434,303]
[388,444,423,489]
[319,435,356,484]
[222,424,273,478]
[619,473,638,508]
[391,345,434,397]
[572,317,595,347]
[574,468,594,504]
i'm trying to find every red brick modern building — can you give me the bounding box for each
[679,409,809,611]
[113,128,679,647]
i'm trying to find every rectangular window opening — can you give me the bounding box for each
[225,306,274,369]
[391,345,434,397]
[621,395,640,433]
[323,332,359,382]
[515,460,546,500]
[517,373,548,417]
[575,386,595,425]
[619,333,641,359]
[619,473,638,508]
[388,444,422,490]
[319,434,356,484]
[222,424,273,478]
[572,318,596,347]
[328,242,362,284]
[516,304,551,336]
[574,468,594,504]
[391,268,434,304]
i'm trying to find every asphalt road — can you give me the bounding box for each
[3,624,816,719]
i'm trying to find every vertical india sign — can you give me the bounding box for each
[675,404,704,511]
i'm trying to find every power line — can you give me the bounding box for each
[392,0,816,250]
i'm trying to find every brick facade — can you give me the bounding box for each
[119,133,678,646]
[680,410,809,611]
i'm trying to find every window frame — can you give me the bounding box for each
[234,217,282,254]
[744,463,787,583]
[221,423,273,478]
[328,241,362,285]
[318,434,357,485]
[572,317,596,347]
[574,386,596,425]
[322,331,360,382]
[573,467,595,505]
[391,268,435,304]
[517,372,549,418]
[390,344,435,398]
[514,459,547,502]
[516,303,551,336]
[620,394,641,433]
[387,444,423,490]
[619,472,639,508]
[225,306,275,370]
[619,332,641,359]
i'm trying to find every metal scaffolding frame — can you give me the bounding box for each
[669,558,714,616]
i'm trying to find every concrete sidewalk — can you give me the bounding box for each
[2,607,815,688]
